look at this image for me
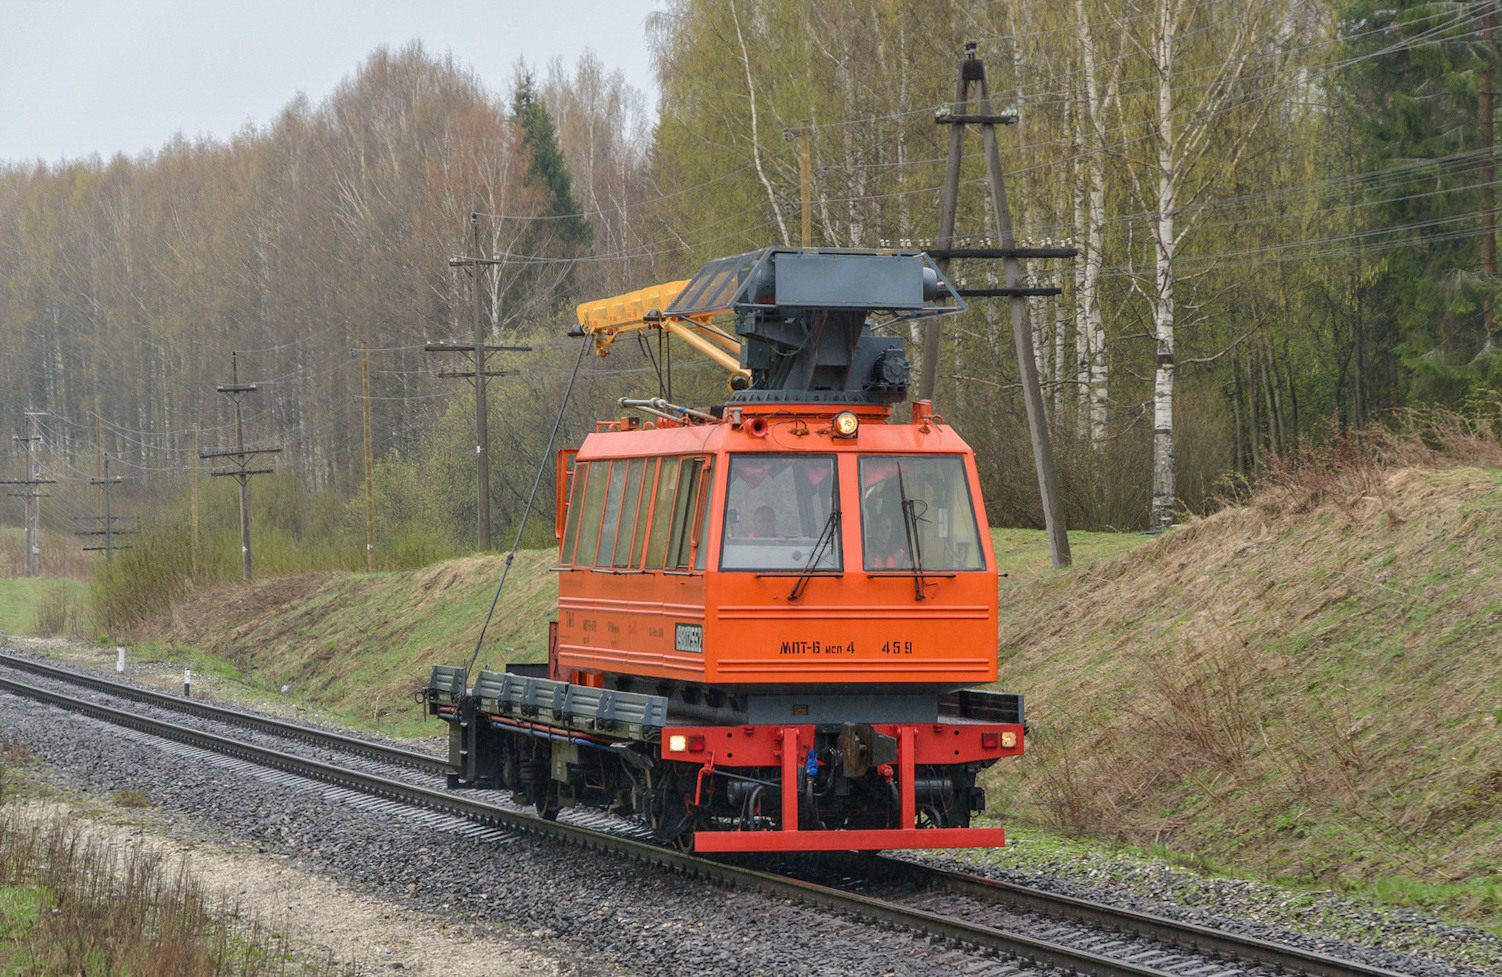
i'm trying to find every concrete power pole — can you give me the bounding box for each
[201,352,280,582]
[427,213,531,552]
[83,453,129,563]
[926,42,1074,569]
[3,413,55,576]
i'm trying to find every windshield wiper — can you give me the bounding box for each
[789,507,840,601]
[897,464,928,600]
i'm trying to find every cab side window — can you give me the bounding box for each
[573,461,611,566]
[665,458,715,570]
[644,459,682,568]
[559,460,589,565]
[564,455,712,572]
[616,458,648,568]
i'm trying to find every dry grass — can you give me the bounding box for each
[1248,400,1502,519]
[30,581,82,636]
[1,737,33,765]
[992,408,1502,894]
[135,551,559,736]
[0,806,345,976]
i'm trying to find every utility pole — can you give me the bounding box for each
[95,413,104,512]
[428,213,531,552]
[926,42,1074,569]
[800,121,811,248]
[83,453,129,564]
[471,215,489,552]
[784,122,813,247]
[201,352,280,582]
[362,344,375,571]
[191,424,200,582]
[3,413,55,577]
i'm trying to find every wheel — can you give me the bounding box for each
[534,783,560,821]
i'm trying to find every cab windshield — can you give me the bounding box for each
[859,456,984,571]
[720,454,839,572]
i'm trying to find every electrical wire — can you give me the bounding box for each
[465,335,591,675]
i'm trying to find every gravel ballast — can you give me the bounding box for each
[0,684,1022,977]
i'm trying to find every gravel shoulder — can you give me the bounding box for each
[2,798,561,977]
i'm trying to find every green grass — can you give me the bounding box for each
[0,578,89,635]
[0,885,42,941]
[992,528,1154,586]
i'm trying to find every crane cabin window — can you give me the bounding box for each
[614,458,648,568]
[720,454,840,572]
[572,460,612,566]
[664,457,713,570]
[859,456,984,571]
[559,460,589,565]
[594,461,630,567]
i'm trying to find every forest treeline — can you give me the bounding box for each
[3,0,1501,578]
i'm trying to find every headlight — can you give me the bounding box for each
[832,410,859,438]
[668,734,687,752]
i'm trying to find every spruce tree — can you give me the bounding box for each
[1340,0,1502,404]
[513,71,592,253]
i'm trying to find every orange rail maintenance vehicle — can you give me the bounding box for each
[426,247,1024,852]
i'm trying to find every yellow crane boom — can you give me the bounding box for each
[575,281,749,382]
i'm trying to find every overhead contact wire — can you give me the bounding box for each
[465,334,591,676]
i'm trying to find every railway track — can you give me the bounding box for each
[0,654,1417,977]
[0,652,446,774]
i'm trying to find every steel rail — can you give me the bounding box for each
[872,858,1416,977]
[0,673,1176,977]
[0,652,448,775]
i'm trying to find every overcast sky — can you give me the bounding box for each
[1,0,663,165]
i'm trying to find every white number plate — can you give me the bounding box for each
[675,623,703,654]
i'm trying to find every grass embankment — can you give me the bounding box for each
[988,462,1502,920]
[146,552,559,736]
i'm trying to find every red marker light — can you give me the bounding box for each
[981,731,999,750]
[688,735,706,753]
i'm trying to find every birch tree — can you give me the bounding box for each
[1075,0,1121,446]
[1125,0,1278,528]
